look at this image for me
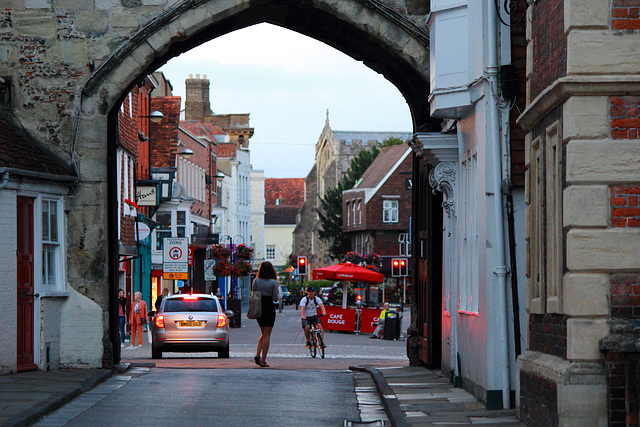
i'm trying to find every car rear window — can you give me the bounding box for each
[164,298,217,313]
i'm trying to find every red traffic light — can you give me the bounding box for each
[297,256,307,275]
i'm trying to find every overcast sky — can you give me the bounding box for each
[158,23,413,179]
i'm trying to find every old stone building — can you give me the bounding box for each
[516,0,640,424]
[292,113,411,273]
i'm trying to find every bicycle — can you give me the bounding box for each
[309,316,326,359]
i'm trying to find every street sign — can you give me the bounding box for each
[204,259,216,281]
[163,237,188,279]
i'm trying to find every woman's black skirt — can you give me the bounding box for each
[257,295,276,327]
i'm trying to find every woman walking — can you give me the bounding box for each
[129,292,148,347]
[253,261,280,367]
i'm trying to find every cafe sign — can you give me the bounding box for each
[136,185,159,206]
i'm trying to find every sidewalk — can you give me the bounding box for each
[354,365,525,426]
[0,367,117,427]
[0,363,524,426]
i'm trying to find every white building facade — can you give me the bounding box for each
[414,0,527,410]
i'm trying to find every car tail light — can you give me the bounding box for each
[217,314,227,328]
[183,295,198,300]
[155,314,165,329]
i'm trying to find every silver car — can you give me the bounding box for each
[151,293,233,359]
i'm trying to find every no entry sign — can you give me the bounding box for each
[163,237,188,279]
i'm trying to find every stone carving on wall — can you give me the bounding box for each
[429,161,456,217]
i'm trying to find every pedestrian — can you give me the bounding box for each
[129,291,148,347]
[155,288,168,311]
[371,302,390,339]
[118,289,127,347]
[252,261,280,367]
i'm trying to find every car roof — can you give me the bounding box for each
[165,293,216,299]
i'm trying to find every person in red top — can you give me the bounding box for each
[118,289,127,347]
[129,292,148,347]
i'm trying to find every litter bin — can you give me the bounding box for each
[383,312,400,340]
[227,299,242,328]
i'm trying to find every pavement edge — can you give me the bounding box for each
[3,364,129,427]
[350,366,410,427]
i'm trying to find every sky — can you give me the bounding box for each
[158,23,413,179]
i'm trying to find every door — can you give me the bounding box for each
[17,196,37,372]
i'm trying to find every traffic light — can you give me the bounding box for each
[391,258,401,277]
[297,256,307,275]
[391,258,408,277]
[399,258,408,277]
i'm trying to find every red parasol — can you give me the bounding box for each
[312,262,383,283]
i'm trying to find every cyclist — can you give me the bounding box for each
[300,286,327,349]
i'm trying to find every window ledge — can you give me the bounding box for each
[39,291,70,299]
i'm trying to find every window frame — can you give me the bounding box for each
[382,199,399,223]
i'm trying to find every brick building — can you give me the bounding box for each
[515,0,640,424]
[342,144,412,271]
[293,113,411,273]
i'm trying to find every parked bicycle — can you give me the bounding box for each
[309,315,325,359]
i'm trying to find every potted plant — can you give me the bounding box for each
[233,260,252,277]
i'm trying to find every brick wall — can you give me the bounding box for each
[612,0,640,30]
[149,97,181,169]
[610,185,640,228]
[530,0,567,100]
[610,273,640,320]
[520,370,559,426]
[611,96,640,139]
[529,313,567,359]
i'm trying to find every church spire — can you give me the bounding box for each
[325,109,329,127]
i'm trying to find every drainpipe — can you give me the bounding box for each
[487,4,511,409]
[0,168,8,189]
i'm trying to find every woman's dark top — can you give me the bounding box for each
[253,278,279,327]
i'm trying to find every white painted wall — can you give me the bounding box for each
[0,189,17,373]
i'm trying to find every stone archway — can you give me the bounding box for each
[2,0,434,366]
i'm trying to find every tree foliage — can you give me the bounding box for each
[318,143,385,260]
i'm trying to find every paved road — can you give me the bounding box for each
[34,367,367,426]
[121,303,410,370]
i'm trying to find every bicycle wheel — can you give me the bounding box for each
[316,331,325,359]
[309,330,317,358]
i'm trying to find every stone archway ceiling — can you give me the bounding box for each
[82,0,435,129]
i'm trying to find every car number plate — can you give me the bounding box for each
[178,320,203,327]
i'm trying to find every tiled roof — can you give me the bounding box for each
[0,112,76,179]
[180,121,226,142]
[265,178,304,207]
[356,144,409,189]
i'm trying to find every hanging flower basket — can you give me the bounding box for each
[213,259,232,277]
[236,243,254,260]
[233,260,252,277]
[364,264,380,273]
[211,244,231,260]
[343,251,363,265]
[364,252,381,267]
